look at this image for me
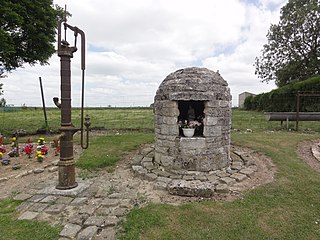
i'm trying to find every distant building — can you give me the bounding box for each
[238,92,256,108]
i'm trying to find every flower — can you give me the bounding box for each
[37,137,45,145]
[24,144,34,158]
[0,146,6,153]
[178,120,202,129]
[188,120,202,128]
[35,150,44,162]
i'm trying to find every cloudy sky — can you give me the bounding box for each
[2,0,287,107]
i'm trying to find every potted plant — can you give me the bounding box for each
[178,120,202,137]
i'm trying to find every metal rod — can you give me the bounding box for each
[39,77,48,132]
[296,91,300,131]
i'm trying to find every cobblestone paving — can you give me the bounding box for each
[14,144,260,239]
[14,155,157,239]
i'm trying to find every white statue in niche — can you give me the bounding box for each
[187,105,195,121]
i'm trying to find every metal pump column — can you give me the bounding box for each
[55,11,90,190]
[56,40,78,189]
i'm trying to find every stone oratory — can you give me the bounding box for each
[154,67,231,172]
[132,67,258,197]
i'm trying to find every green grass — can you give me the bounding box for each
[0,199,61,240]
[119,132,320,240]
[2,107,320,138]
[76,132,155,170]
[2,108,320,239]
[0,107,154,136]
[232,108,320,132]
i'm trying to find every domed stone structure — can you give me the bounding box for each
[154,67,231,172]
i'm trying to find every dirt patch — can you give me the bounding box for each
[1,132,278,203]
[0,137,83,199]
[297,139,320,172]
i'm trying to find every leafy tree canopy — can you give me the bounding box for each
[255,0,320,87]
[0,0,63,78]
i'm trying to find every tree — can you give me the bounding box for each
[255,0,320,87]
[0,0,62,78]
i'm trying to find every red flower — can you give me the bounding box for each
[0,146,6,153]
[24,144,33,157]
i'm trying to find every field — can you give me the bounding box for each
[0,107,154,137]
[1,108,320,239]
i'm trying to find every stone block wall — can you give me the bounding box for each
[154,67,231,172]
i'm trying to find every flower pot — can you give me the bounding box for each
[182,128,195,137]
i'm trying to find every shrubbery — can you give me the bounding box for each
[244,76,320,112]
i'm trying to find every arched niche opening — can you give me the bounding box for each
[178,100,204,137]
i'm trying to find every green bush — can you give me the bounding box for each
[244,76,320,112]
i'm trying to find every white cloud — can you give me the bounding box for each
[2,0,288,107]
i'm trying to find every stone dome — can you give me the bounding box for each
[155,67,230,102]
[154,67,232,172]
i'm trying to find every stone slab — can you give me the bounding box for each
[56,196,74,204]
[220,177,236,185]
[215,184,229,193]
[230,173,247,182]
[27,194,46,203]
[38,181,92,197]
[182,175,194,181]
[78,205,97,215]
[216,171,230,178]
[13,193,32,201]
[69,213,89,225]
[94,227,116,240]
[145,173,158,181]
[71,197,88,206]
[16,201,34,212]
[44,204,66,214]
[59,223,82,239]
[112,207,127,217]
[33,168,45,174]
[156,176,172,184]
[18,211,39,220]
[104,216,119,227]
[167,180,215,197]
[239,168,255,177]
[48,166,58,173]
[131,155,143,165]
[101,198,120,207]
[84,216,105,227]
[40,195,57,203]
[311,144,320,161]
[153,181,167,191]
[77,226,98,240]
[28,202,49,212]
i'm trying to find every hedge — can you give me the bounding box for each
[244,76,320,112]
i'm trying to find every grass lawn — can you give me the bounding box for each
[1,108,320,239]
[76,132,155,170]
[119,131,320,240]
[0,107,154,136]
[0,199,61,240]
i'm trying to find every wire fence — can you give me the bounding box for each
[0,107,154,137]
[1,107,320,139]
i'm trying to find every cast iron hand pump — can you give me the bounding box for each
[54,13,90,190]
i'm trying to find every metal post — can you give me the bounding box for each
[296,91,300,131]
[56,41,78,190]
[39,77,48,132]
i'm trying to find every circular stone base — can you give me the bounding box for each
[131,144,258,197]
